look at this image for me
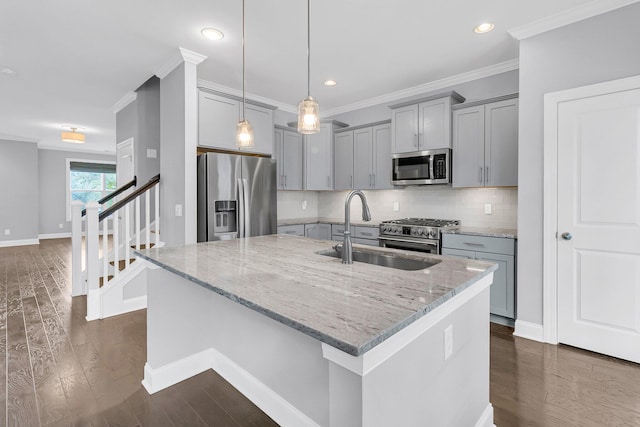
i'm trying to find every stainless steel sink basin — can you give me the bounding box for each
[316,248,440,271]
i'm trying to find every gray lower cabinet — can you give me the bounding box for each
[441,234,516,321]
[277,224,305,236]
[452,95,518,188]
[273,126,303,190]
[352,225,379,246]
[305,223,332,240]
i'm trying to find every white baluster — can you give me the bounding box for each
[125,203,131,269]
[145,190,150,250]
[113,209,119,279]
[85,201,101,321]
[135,197,141,250]
[155,184,160,246]
[102,216,108,286]
[71,200,84,296]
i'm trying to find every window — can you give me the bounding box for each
[66,160,117,220]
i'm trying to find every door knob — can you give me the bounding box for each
[561,232,572,240]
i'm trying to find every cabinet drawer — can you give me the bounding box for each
[442,233,514,255]
[353,237,379,247]
[331,224,355,236]
[354,226,379,240]
[277,224,305,236]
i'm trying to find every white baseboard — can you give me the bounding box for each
[39,232,72,239]
[475,403,495,427]
[0,238,40,248]
[142,347,320,427]
[513,320,545,342]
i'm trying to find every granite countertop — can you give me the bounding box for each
[441,227,517,239]
[136,235,496,356]
[278,217,381,227]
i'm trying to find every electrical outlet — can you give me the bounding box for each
[174,204,183,217]
[147,149,157,158]
[58,223,64,229]
[444,325,453,360]
[484,203,492,215]
[393,201,400,212]
[301,200,307,210]
[4,229,10,236]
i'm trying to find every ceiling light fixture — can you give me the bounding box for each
[323,80,337,87]
[61,127,85,144]
[474,22,495,34]
[201,28,224,41]
[297,0,319,134]
[236,0,254,149]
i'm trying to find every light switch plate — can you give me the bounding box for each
[175,204,183,217]
[393,201,399,212]
[444,325,453,360]
[301,200,307,210]
[4,229,10,236]
[484,203,492,215]
[147,149,157,158]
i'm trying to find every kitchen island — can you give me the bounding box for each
[136,235,497,427]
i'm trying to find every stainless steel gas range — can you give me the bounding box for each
[378,218,460,254]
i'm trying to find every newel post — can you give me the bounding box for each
[85,201,101,321]
[71,201,85,296]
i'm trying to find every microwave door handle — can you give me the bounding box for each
[429,155,434,181]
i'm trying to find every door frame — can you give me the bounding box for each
[542,74,640,344]
[116,137,135,188]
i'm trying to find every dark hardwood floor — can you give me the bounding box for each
[1,238,640,426]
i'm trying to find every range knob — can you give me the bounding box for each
[429,229,437,238]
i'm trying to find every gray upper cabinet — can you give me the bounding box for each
[198,89,274,155]
[452,95,518,188]
[372,123,393,189]
[390,92,464,153]
[334,131,354,190]
[305,121,348,190]
[353,127,373,189]
[273,126,303,190]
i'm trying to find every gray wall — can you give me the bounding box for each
[135,76,161,183]
[116,100,137,143]
[38,149,115,236]
[517,2,640,325]
[0,140,39,242]
[327,70,519,127]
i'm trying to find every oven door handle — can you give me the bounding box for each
[378,236,438,247]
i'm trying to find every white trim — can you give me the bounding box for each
[197,79,297,114]
[36,143,116,155]
[322,274,493,376]
[513,320,545,343]
[508,0,640,40]
[0,238,39,248]
[475,404,496,427]
[142,348,320,427]
[0,133,39,143]
[112,92,137,114]
[156,47,207,79]
[39,232,72,239]
[542,74,640,345]
[322,59,519,117]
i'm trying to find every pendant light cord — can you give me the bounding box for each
[307,0,311,97]
[242,0,246,119]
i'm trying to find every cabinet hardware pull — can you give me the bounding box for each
[284,175,287,187]
[373,174,376,186]
[479,167,483,183]
[463,242,485,247]
[361,232,373,236]
[485,167,489,184]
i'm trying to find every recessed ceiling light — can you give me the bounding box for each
[201,28,224,41]
[323,80,337,87]
[474,23,495,34]
[0,67,16,76]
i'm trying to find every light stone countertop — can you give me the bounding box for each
[135,235,497,356]
[441,227,518,239]
[277,217,381,227]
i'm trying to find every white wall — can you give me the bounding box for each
[0,140,39,243]
[517,2,640,326]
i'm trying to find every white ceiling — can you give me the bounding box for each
[0,0,604,153]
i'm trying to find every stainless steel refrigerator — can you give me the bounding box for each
[197,152,277,242]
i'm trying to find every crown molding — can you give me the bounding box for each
[0,132,39,143]
[321,59,519,118]
[197,79,298,114]
[111,91,137,114]
[156,48,208,79]
[37,142,116,155]
[508,0,640,40]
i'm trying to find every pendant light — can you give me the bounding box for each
[297,0,319,134]
[236,0,254,148]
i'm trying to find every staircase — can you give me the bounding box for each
[71,174,161,321]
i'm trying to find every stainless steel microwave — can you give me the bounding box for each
[391,148,451,185]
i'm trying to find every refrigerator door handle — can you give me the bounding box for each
[241,178,250,237]
[237,178,245,238]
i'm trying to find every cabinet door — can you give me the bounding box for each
[334,131,354,190]
[441,248,475,259]
[305,124,333,190]
[391,104,419,153]
[198,91,239,151]
[273,128,284,190]
[452,105,485,188]
[278,224,305,236]
[317,223,332,240]
[353,128,373,189]
[419,97,451,150]
[372,123,392,189]
[304,224,319,239]
[476,252,515,319]
[245,104,274,155]
[283,130,303,190]
[485,99,518,187]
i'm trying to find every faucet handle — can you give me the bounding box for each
[333,242,343,254]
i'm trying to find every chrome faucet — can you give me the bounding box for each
[342,190,372,264]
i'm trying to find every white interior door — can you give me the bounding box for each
[557,86,640,363]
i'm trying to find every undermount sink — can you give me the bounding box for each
[316,248,441,271]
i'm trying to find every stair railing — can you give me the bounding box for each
[71,174,160,320]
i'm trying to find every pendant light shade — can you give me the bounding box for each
[236,0,254,148]
[298,0,319,134]
[61,127,85,144]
